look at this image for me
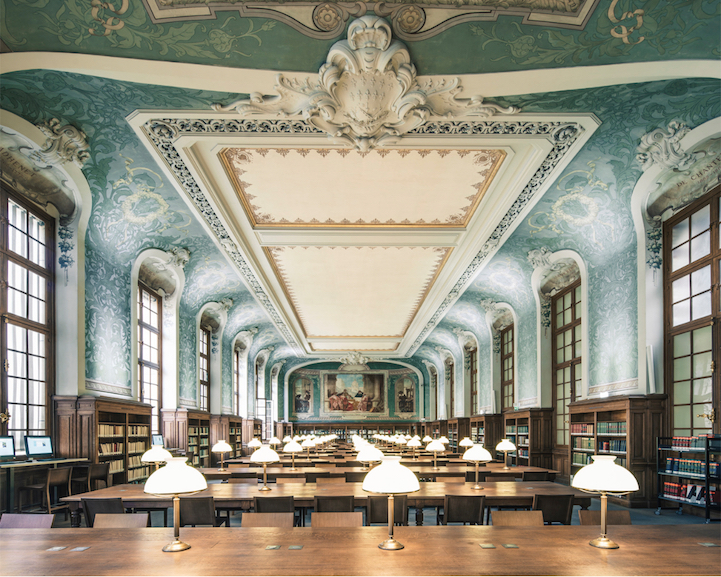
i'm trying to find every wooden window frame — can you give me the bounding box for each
[501,325,514,412]
[467,346,478,416]
[446,359,454,418]
[233,348,240,417]
[0,187,55,444]
[137,282,162,434]
[198,326,210,412]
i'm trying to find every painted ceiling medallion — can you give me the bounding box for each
[212,16,518,151]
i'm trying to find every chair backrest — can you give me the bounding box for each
[315,476,346,484]
[228,478,258,484]
[228,471,259,479]
[491,510,544,526]
[366,495,408,526]
[0,513,54,528]
[313,495,354,512]
[241,513,295,528]
[484,475,517,482]
[88,463,111,489]
[442,495,485,525]
[48,467,72,490]
[179,496,218,527]
[441,476,465,483]
[276,477,306,484]
[522,471,550,482]
[578,510,632,526]
[344,472,367,483]
[227,463,249,468]
[485,462,505,469]
[305,472,331,483]
[81,498,125,527]
[532,494,574,525]
[336,461,362,468]
[311,512,363,527]
[253,496,295,513]
[93,513,149,528]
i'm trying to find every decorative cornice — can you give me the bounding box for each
[85,379,131,397]
[179,397,196,407]
[212,16,516,152]
[517,397,538,408]
[588,378,639,396]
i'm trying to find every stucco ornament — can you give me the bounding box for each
[338,351,371,371]
[212,15,517,151]
[35,118,89,169]
[154,247,191,271]
[527,247,561,273]
[636,121,700,172]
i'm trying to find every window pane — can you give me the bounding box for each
[671,245,689,271]
[692,351,712,378]
[693,325,712,352]
[691,266,711,295]
[674,405,691,428]
[8,378,27,403]
[691,205,710,237]
[690,231,710,262]
[673,357,691,380]
[693,404,713,428]
[673,300,690,326]
[674,380,690,405]
[692,378,713,403]
[672,276,690,303]
[672,218,689,248]
[691,293,712,320]
[674,332,691,358]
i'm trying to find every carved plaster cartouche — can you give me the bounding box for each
[212,16,517,151]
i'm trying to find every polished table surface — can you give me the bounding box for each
[1,525,718,576]
[63,481,590,526]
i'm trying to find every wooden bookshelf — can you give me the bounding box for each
[430,420,448,440]
[569,395,666,507]
[447,418,470,452]
[228,418,243,458]
[503,409,553,468]
[242,418,262,454]
[470,414,502,453]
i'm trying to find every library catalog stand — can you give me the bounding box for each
[656,435,720,522]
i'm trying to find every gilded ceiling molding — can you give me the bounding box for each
[212,16,517,152]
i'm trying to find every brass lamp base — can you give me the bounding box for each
[589,536,619,549]
[260,485,272,491]
[378,538,404,550]
[163,540,191,553]
[472,484,483,490]
[217,468,227,472]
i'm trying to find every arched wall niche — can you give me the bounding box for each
[230,327,258,418]
[454,328,480,417]
[480,300,517,413]
[196,298,232,413]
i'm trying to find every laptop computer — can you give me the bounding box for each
[24,435,55,461]
[0,436,15,461]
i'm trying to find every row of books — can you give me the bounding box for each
[570,423,594,435]
[505,426,516,434]
[662,482,719,505]
[517,426,529,434]
[573,453,593,466]
[573,437,594,450]
[597,421,626,435]
[128,466,151,482]
[128,424,149,436]
[518,448,529,458]
[128,441,147,454]
[98,424,124,437]
[98,442,124,456]
[108,460,124,474]
[666,435,714,450]
[664,458,720,477]
[598,439,626,453]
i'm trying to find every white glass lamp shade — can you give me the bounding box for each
[404,434,412,440]
[412,435,420,441]
[571,455,639,494]
[406,438,421,448]
[462,444,493,463]
[426,440,445,453]
[459,437,474,448]
[250,445,280,464]
[422,436,432,443]
[496,439,517,452]
[438,436,449,445]
[248,438,262,449]
[293,435,301,442]
[141,445,173,464]
[283,440,303,453]
[357,445,384,463]
[301,438,315,448]
[362,456,420,495]
[397,437,407,445]
[269,437,282,446]
[211,440,232,454]
[282,436,292,443]
[144,457,207,495]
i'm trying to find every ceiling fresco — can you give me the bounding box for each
[0,0,719,417]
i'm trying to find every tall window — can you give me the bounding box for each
[233,348,241,416]
[664,187,720,437]
[467,346,478,415]
[501,325,514,411]
[1,190,54,451]
[138,284,162,433]
[430,366,438,420]
[198,326,210,412]
[445,359,454,418]
[552,281,582,447]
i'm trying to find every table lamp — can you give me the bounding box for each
[269,436,282,449]
[362,456,420,550]
[283,439,303,471]
[406,437,421,460]
[282,435,292,444]
[248,438,262,453]
[301,437,315,460]
[141,445,173,471]
[293,435,301,442]
[144,457,207,552]
[426,439,445,471]
[357,445,384,471]
[439,436,449,445]
[211,440,232,471]
[462,444,493,489]
[250,444,280,491]
[422,435,432,444]
[459,437,473,450]
[496,438,516,470]
[571,455,639,549]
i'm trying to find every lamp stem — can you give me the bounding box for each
[378,494,404,550]
[433,452,438,471]
[589,492,619,549]
[163,495,191,552]
[473,461,482,490]
[291,452,296,471]
[260,461,271,491]
[503,451,510,470]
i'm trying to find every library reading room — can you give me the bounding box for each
[0,1,720,575]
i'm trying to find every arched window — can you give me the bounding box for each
[501,324,514,412]
[137,283,162,433]
[198,326,210,412]
[1,188,54,451]
[465,344,478,415]
[445,357,454,418]
[233,347,241,416]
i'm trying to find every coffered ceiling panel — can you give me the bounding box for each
[221,147,505,227]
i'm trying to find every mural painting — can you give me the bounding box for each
[293,376,313,414]
[321,371,387,418]
[394,375,416,414]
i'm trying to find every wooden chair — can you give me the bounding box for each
[18,467,73,518]
[253,495,300,526]
[439,494,485,525]
[179,496,229,527]
[315,476,346,484]
[81,498,126,527]
[491,510,544,526]
[93,513,149,528]
[72,462,111,494]
[311,512,363,527]
[241,512,295,528]
[366,495,408,526]
[313,495,354,512]
[276,477,306,484]
[532,494,574,525]
[227,471,258,479]
[0,513,54,528]
[522,471,551,482]
[440,476,465,483]
[578,510,632,525]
